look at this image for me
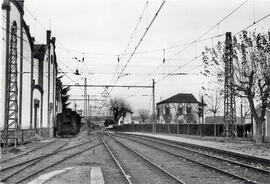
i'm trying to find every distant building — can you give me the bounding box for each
[132,116,142,124]
[118,111,133,125]
[157,93,199,124]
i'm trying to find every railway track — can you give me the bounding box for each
[0,139,58,164]
[113,133,269,184]
[1,139,70,170]
[0,135,103,184]
[121,133,270,170]
[100,133,187,184]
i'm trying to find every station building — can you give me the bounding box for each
[157,93,199,124]
[1,0,60,142]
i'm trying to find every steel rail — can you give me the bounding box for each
[113,133,259,184]
[0,138,94,173]
[0,139,57,164]
[13,140,103,184]
[99,134,133,184]
[0,138,97,182]
[105,133,186,184]
[118,134,270,174]
[0,141,68,182]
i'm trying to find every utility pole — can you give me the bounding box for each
[88,95,90,118]
[3,0,11,147]
[84,78,87,119]
[152,79,156,133]
[224,32,236,140]
[4,12,19,147]
[202,96,205,124]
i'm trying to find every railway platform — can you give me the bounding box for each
[120,132,270,161]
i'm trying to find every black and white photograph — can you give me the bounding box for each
[0,0,270,183]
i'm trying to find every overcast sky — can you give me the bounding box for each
[19,0,270,115]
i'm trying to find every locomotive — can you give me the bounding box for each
[56,109,81,137]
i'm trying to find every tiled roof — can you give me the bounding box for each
[157,93,198,105]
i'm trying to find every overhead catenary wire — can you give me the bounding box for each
[97,1,166,114]
[157,8,270,84]
[116,1,166,81]
[129,0,248,88]
[123,1,149,56]
[5,1,270,116]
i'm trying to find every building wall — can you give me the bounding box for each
[1,1,22,130]
[42,49,49,129]
[32,56,42,130]
[1,1,58,138]
[20,26,32,129]
[157,102,199,124]
[32,88,42,129]
[0,2,9,130]
[38,39,58,137]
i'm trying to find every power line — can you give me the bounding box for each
[117,1,166,82]
[157,8,270,84]
[24,6,48,31]
[129,0,248,87]
[97,1,166,114]
[122,1,149,56]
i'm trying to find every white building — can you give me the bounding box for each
[157,93,199,124]
[1,0,59,142]
[118,111,133,125]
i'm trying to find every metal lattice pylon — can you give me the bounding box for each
[4,23,19,146]
[224,32,237,139]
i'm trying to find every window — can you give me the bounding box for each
[186,105,192,114]
[177,106,183,115]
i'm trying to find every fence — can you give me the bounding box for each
[112,123,252,138]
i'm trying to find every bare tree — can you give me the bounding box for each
[202,31,270,143]
[110,97,131,125]
[205,89,223,117]
[137,109,149,123]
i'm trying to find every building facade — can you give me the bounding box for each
[157,93,199,124]
[1,0,59,142]
[118,111,133,125]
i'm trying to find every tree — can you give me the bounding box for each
[137,109,149,123]
[202,31,270,143]
[56,75,70,111]
[110,97,131,125]
[204,89,223,117]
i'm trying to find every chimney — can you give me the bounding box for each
[2,0,11,10]
[46,30,51,46]
[51,37,56,45]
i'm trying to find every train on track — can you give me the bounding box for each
[56,109,81,137]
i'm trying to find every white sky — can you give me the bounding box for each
[17,0,270,115]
